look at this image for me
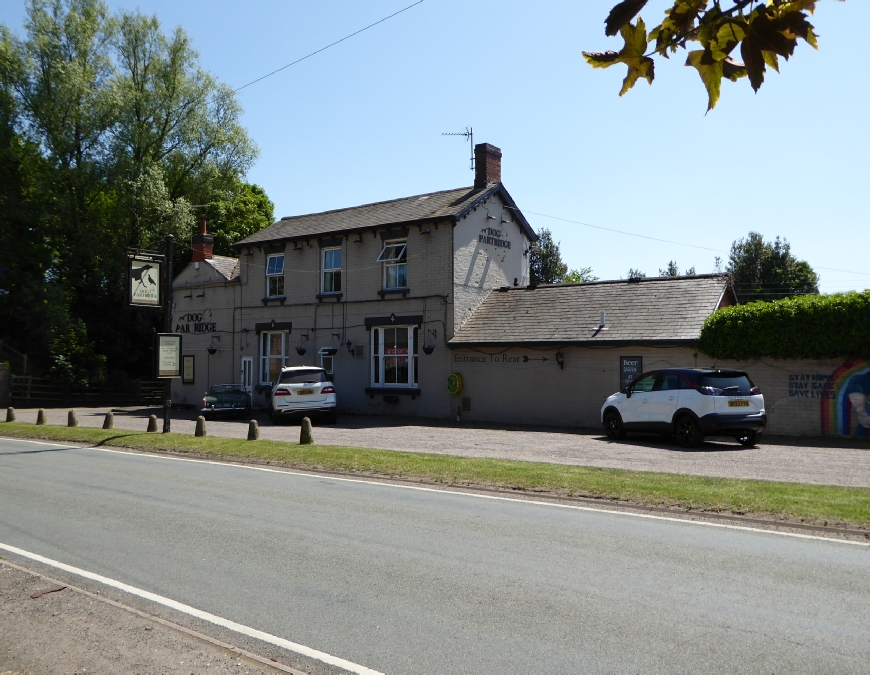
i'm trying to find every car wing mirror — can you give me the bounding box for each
[623,388,631,398]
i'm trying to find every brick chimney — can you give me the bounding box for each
[474,143,502,189]
[192,219,213,262]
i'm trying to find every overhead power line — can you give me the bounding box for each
[512,207,870,277]
[233,1,424,92]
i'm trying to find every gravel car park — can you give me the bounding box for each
[601,368,767,448]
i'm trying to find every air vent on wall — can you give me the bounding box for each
[353,344,366,358]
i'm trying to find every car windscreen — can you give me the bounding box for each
[210,385,244,394]
[700,373,754,395]
[278,369,327,385]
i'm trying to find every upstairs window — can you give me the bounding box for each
[266,254,285,297]
[376,242,407,289]
[322,248,341,293]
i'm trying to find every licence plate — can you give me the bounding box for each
[728,400,750,407]
[297,389,315,395]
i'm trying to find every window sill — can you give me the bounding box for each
[378,288,410,298]
[316,292,343,302]
[261,295,286,305]
[366,386,421,400]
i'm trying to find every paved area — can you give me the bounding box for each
[0,562,281,675]
[5,406,870,488]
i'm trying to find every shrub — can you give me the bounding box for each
[699,291,870,360]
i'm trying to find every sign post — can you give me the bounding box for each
[162,235,174,432]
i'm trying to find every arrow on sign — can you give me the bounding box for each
[523,356,549,362]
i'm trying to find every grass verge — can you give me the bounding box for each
[2,422,869,529]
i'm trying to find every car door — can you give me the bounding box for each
[648,372,680,427]
[621,373,657,425]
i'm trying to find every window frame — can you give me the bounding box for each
[370,325,418,388]
[265,254,285,298]
[321,247,342,294]
[377,241,407,290]
[260,331,288,385]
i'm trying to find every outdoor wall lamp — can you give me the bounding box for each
[346,340,354,353]
[555,351,564,370]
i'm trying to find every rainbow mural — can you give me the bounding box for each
[820,360,870,436]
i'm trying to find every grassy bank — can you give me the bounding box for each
[2,422,868,528]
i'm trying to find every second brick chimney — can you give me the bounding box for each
[474,143,502,189]
[192,219,214,262]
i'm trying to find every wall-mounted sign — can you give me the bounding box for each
[182,355,195,384]
[478,227,511,249]
[155,333,182,378]
[175,311,217,334]
[620,356,642,390]
[127,254,164,307]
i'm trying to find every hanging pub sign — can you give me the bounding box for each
[155,333,182,378]
[127,252,164,308]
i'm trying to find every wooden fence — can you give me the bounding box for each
[10,376,164,408]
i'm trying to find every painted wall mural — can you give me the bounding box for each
[821,360,870,436]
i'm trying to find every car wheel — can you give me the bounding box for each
[675,415,703,448]
[736,431,760,447]
[604,411,626,440]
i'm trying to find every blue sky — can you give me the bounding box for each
[2,1,867,294]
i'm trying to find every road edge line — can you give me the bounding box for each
[0,542,384,675]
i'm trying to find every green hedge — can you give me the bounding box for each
[699,291,870,360]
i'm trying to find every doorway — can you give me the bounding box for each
[240,357,253,394]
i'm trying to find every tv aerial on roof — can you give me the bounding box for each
[442,127,474,172]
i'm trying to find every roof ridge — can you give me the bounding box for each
[277,186,474,222]
[509,273,728,290]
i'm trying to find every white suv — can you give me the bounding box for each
[601,368,766,448]
[270,366,337,425]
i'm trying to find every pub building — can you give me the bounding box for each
[171,143,735,428]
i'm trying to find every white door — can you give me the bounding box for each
[648,373,680,424]
[240,357,253,394]
[622,373,655,423]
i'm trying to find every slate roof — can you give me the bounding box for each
[449,275,732,346]
[234,184,536,246]
[205,255,239,281]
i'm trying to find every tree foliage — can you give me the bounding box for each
[584,1,836,111]
[700,291,870,360]
[659,260,695,276]
[529,228,597,285]
[0,0,269,380]
[727,231,818,304]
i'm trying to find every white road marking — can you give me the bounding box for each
[0,541,384,675]
[2,435,868,547]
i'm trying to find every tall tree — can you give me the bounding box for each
[727,231,819,303]
[563,266,600,284]
[0,0,264,380]
[529,228,568,284]
[584,1,835,111]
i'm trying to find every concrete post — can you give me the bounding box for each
[300,417,314,444]
[247,419,259,441]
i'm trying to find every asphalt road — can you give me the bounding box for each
[1,437,868,674]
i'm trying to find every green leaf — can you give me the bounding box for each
[685,49,723,111]
[722,57,747,82]
[604,0,649,37]
[762,51,780,73]
[710,20,746,61]
[583,19,655,96]
[740,35,765,92]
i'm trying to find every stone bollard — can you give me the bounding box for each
[36,409,45,425]
[147,414,158,432]
[300,417,314,445]
[102,411,114,430]
[195,416,207,438]
[68,410,78,427]
[247,419,259,441]
[6,407,14,423]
